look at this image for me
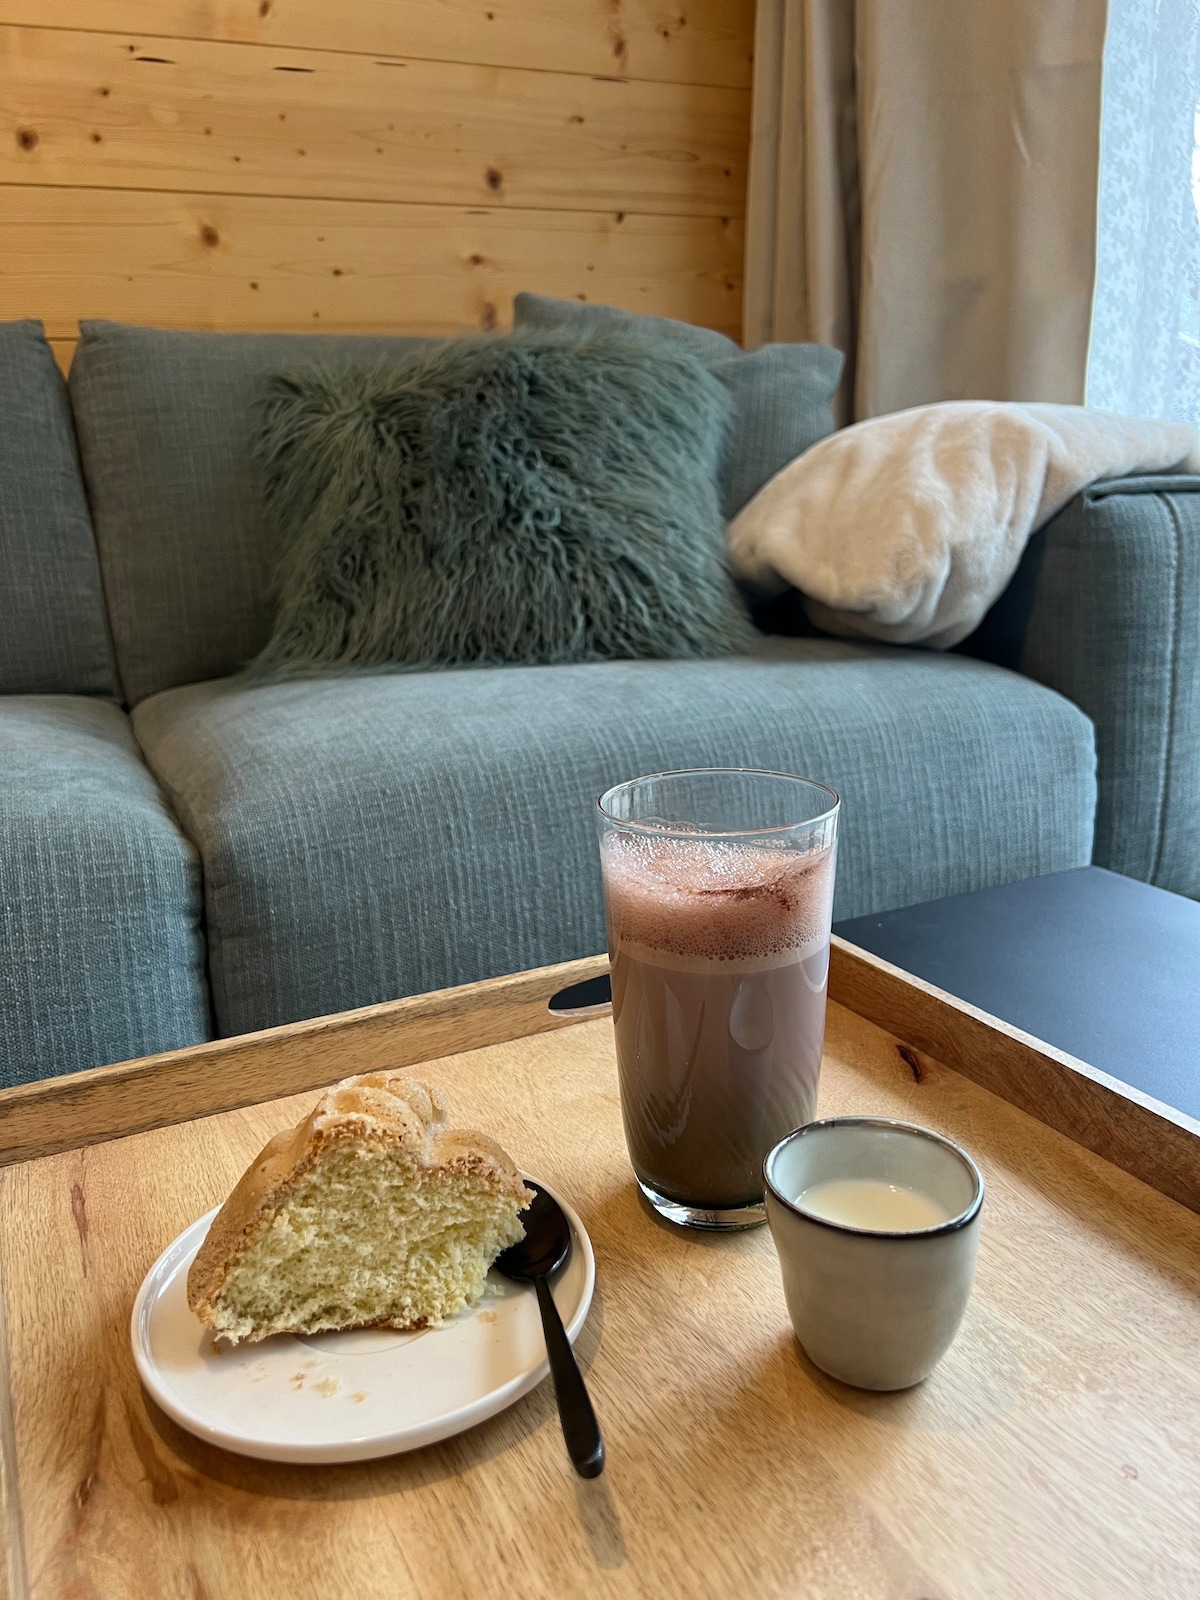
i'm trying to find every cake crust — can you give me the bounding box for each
[187,1069,531,1337]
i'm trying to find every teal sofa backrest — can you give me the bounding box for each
[69,322,432,705]
[0,321,117,697]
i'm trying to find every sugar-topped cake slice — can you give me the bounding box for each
[187,1070,532,1344]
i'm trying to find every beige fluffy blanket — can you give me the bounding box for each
[727,402,1200,648]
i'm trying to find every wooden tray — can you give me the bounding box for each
[828,937,1200,1214]
[1,950,1197,1600]
[1,940,1196,1211]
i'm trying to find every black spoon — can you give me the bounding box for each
[496,1182,605,1478]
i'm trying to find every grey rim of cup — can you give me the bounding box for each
[596,767,842,837]
[763,1117,985,1239]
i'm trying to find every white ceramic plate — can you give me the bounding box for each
[130,1175,595,1464]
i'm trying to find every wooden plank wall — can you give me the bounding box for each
[0,2,755,369]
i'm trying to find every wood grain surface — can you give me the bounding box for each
[0,27,748,214]
[0,185,743,347]
[1,1002,1197,1599]
[0,955,609,1169]
[0,1,754,350]
[0,0,756,87]
[829,936,1200,1213]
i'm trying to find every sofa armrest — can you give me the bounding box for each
[965,475,1200,899]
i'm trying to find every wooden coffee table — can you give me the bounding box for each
[0,952,1197,1599]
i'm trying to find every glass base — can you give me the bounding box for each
[637,1178,766,1231]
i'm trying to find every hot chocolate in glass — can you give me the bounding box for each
[598,770,840,1230]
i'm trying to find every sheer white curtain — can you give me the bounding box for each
[1089,0,1200,423]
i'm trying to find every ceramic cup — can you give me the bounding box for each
[763,1117,984,1391]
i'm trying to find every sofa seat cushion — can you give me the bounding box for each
[132,642,1096,1038]
[1,698,210,1083]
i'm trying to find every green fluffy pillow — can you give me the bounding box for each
[248,330,754,679]
[513,293,844,519]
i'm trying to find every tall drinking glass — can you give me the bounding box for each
[597,768,840,1231]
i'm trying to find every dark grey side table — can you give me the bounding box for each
[834,865,1200,1122]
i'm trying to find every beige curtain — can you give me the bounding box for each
[745,0,1108,422]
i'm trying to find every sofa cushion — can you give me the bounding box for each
[132,642,1096,1037]
[252,331,750,678]
[69,323,434,704]
[512,293,843,519]
[0,697,210,1083]
[0,321,117,696]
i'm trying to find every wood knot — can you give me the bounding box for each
[91,131,103,143]
[70,1181,89,1274]
[468,252,484,266]
[16,127,38,152]
[480,301,497,331]
[200,224,219,248]
[896,1043,924,1083]
[484,167,503,192]
[612,34,627,58]
[259,0,271,14]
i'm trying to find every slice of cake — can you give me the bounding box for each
[187,1069,532,1344]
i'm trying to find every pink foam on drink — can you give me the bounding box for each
[601,832,835,965]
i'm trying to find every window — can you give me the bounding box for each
[1088,0,1200,423]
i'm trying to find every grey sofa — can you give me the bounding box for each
[2,318,1196,1086]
